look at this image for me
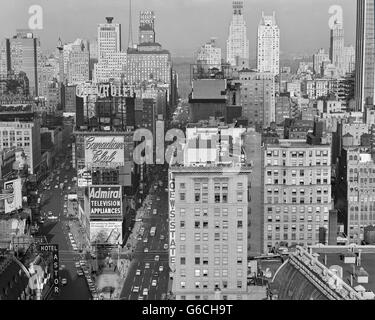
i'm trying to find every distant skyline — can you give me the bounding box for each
[0,0,356,58]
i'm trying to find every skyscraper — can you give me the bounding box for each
[139,10,155,44]
[66,39,90,85]
[226,0,249,69]
[330,19,345,76]
[257,12,280,76]
[6,30,41,96]
[94,17,126,83]
[97,17,121,61]
[126,10,171,85]
[355,0,375,112]
[196,38,222,69]
[313,48,330,75]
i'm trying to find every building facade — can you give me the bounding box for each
[263,140,332,252]
[330,19,345,76]
[257,12,280,76]
[196,38,222,69]
[355,0,375,112]
[226,0,249,68]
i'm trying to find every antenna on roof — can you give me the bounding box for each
[128,0,134,48]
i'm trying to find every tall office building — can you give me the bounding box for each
[66,39,90,85]
[97,17,121,61]
[139,10,155,44]
[330,19,345,76]
[263,140,332,252]
[256,12,280,76]
[313,48,330,75]
[196,38,222,69]
[355,0,375,112]
[95,17,126,83]
[6,30,41,97]
[343,45,355,75]
[226,0,249,68]
[169,127,250,300]
[126,11,171,85]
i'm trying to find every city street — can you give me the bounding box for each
[36,151,92,300]
[120,173,170,300]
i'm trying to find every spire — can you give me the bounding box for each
[128,0,134,48]
[57,37,63,51]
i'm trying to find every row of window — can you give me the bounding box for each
[266,232,323,241]
[179,232,244,242]
[267,224,327,232]
[267,206,330,214]
[180,280,243,290]
[179,220,243,229]
[266,150,329,157]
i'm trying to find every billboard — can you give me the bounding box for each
[3,178,22,214]
[89,186,122,220]
[77,164,92,187]
[90,221,123,245]
[84,136,125,168]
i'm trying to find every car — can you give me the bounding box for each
[61,278,67,286]
[68,186,71,190]
[137,235,142,241]
[145,263,150,269]
[64,195,68,200]
[48,211,53,216]
[80,260,86,267]
[55,185,59,189]
[64,179,68,184]
[153,272,158,277]
[144,248,149,253]
[151,280,157,287]
[77,269,84,276]
[154,255,160,261]
[75,262,81,268]
[64,203,68,209]
[143,288,148,296]
[72,245,78,251]
[159,265,164,272]
[156,197,160,201]
[163,244,168,250]
[137,296,144,300]
[143,238,148,243]
[135,269,141,276]
[160,235,165,241]
[153,209,157,215]
[132,286,140,293]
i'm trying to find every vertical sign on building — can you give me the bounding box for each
[39,244,59,295]
[169,171,176,275]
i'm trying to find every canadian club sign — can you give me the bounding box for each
[89,186,123,220]
[84,136,125,168]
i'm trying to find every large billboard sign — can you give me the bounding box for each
[90,221,122,245]
[168,171,176,273]
[3,178,22,214]
[77,164,92,187]
[84,136,125,168]
[89,186,122,220]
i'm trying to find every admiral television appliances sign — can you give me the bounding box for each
[89,186,122,220]
[84,136,125,168]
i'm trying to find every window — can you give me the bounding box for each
[195,257,200,265]
[203,221,208,228]
[203,233,209,241]
[215,194,220,203]
[180,183,185,189]
[223,233,228,241]
[237,192,243,202]
[237,208,243,217]
[215,233,220,241]
[180,233,186,241]
[180,282,186,288]
[237,233,243,241]
[222,208,228,217]
[180,221,185,228]
[195,269,201,277]
[180,257,186,265]
[237,221,243,229]
[180,208,186,217]
[237,257,243,264]
[194,208,200,217]
[237,281,242,289]
[180,245,186,254]
[195,233,201,241]
[180,193,185,201]
[195,221,200,229]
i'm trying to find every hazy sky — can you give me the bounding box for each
[0,0,356,58]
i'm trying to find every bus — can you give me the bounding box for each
[150,227,156,237]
